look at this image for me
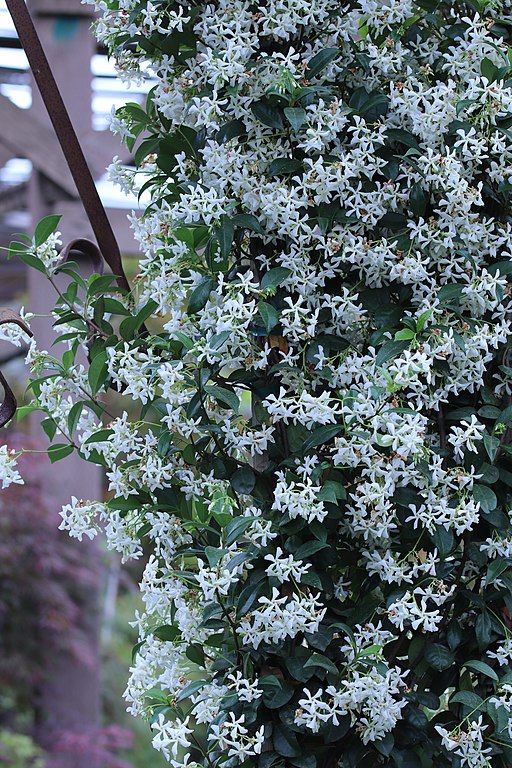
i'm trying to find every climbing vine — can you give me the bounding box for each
[4,1,512,766]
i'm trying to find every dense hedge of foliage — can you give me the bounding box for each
[5,0,512,766]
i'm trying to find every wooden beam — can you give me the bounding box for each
[0,181,27,214]
[81,129,132,179]
[29,0,94,17]
[0,142,15,169]
[57,198,139,254]
[0,93,77,196]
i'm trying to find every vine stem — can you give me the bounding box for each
[215,589,243,666]
[48,275,108,339]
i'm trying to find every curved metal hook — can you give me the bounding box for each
[58,238,105,275]
[0,310,33,428]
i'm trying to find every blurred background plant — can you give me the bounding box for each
[0,434,165,767]
[0,730,45,768]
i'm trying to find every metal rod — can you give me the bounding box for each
[4,0,131,292]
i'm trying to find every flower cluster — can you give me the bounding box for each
[5,0,512,766]
[0,445,23,490]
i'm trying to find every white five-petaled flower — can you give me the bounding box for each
[0,445,23,490]
[448,415,486,461]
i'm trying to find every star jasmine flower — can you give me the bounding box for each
[0,445,23,490]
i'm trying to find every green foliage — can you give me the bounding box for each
[0,730,45,768]
[11,0,512,767]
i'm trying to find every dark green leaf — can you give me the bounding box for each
[205,546,227,567]
[157,430,172,457]
[34,214,61,247]
[251,100,284,129]
[186,644,205,666]
[268,158,303,176]
[273,725,301,757]
[450,691,484,710]
[284,107,307,131]
[375,733,394,757]
[231,213,265,234]
[17,250,47,274]
[108,495,148,511]
[303,424,343,450]
[209,330,231,350]
[476,611,492,647]
[410,182,428,217]
[154,624,180,641]
[463,660,499,682]
[205,385,240,412]
[231,466,256,494]
[88,350,109,395]
[290,755,316,768]
[306,47,340,78]
[119,300,157,340]
[258,301,279,333]
[294,540,330,559]
[349,88,389,118]
[481,57,499,82]
[486,557,510,585]
[261,267,291,292]
[263,684,294,708]
[217,218,234,258]
[430,525,454,557]
[483,433,500,462]
[225,516,256,546]
[83,428,114,445]
[473,484,497,513]
[48,443,74,463]
[67,401,84,435]
[375,340,408,367]
[215,119,245,144]
[424,644,454,671]
[176,679,207,702]
[304,653,339,676]
[188,277,215,314]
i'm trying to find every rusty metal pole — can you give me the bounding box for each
[26,4,103,763]
[4,0,130,291]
